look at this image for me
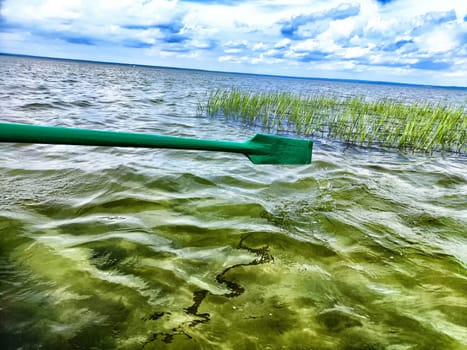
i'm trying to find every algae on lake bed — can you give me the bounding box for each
[1,154,466,350]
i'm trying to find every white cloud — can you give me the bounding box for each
[252,42,268,51]
[1,0,466,86]
[340,46,371,59]
[224,48,243,54]
[275,38,291,49]
[6,0,81,21]
[415,28,456,54]
[218,55,249,64]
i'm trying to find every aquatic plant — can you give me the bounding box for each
[202,89,466,154]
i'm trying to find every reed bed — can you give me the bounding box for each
[201,89,466,154]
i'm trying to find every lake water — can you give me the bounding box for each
[0,55,466,349]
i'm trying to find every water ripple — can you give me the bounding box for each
[1,55,466,350]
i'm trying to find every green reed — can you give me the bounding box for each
[202,89,466,154]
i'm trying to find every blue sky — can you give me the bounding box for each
[1,0,466,87]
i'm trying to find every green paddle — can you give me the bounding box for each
[0,122,312,164]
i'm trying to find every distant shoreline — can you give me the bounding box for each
[2,52,466,91]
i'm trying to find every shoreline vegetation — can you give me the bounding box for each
[201,89,466,154]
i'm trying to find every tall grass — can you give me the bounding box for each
[201,89,466,154]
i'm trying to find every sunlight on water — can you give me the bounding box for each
[1,56,466,349]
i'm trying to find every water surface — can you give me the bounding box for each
[0,55,466,349]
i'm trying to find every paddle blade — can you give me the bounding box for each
[246,134,312,165]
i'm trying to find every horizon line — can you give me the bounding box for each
[1,52,466,90]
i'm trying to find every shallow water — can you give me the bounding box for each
[0,55,466,349]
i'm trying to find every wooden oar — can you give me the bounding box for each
[0,122,312,164]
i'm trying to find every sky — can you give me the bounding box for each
[1,0,466,87]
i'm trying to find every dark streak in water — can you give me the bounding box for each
[18,102,59,110]
[142,235,274,346]
[216,235,274,298]
[148,98,165,104]
[185,290,211,328]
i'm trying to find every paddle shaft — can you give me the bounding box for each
[0,122,263,155]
